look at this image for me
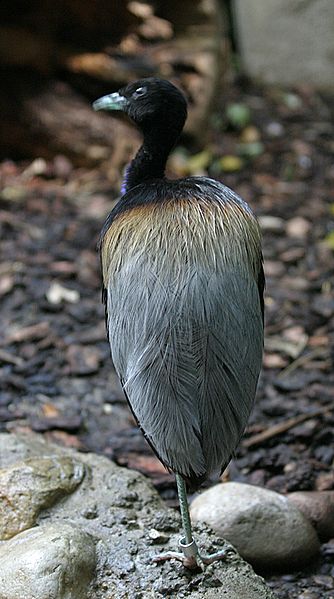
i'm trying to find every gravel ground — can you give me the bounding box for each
[0,77,333,598]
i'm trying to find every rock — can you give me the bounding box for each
[234,0,334,87]
[0,456,85,539]
[190,482,320,571]
[287,491,334,541]
[0,523,96,599]
[0,434,277,598]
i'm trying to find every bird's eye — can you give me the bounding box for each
[133,86,147,99]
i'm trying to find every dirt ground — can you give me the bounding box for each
[0,77,333,598]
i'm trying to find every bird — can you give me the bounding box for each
[93,78,264,570]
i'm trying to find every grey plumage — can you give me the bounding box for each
[101,177,263,484]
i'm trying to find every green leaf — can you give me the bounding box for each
[186,150,212,173]
[324,230,334,250]
[237,141,264,158]
[219,155,244,172]
[226,103,251,129]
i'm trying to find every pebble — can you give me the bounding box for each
[148,528,170,544]
[190,482,320,570]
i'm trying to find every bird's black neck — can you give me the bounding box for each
[122,128,178,194]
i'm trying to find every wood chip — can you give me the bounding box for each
[0,274,14,297]
[4,322,50,345]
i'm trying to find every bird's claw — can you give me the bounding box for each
[152,537,230,570]
[200,548,231,565]
[152,549,201,570]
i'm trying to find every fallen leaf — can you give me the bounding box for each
[41,403,61,418]
[186,150,212,174]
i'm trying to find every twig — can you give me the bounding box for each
[277,347,327,378]
[243,405,332,448]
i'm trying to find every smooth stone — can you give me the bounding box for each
[0,455,85,539]
[287,491,334,541]
[190,482,320,571]
[0,523,96,599]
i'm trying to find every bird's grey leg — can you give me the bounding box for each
[175,473,205,569]
[153,474,230,569]
[152,473,203,569]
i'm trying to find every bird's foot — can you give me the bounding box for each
[153,537,230,571]
[153,538,203,570]
[153,549,201,570]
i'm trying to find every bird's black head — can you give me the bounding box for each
[93,77,188,139]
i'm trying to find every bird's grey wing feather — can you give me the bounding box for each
[102,195,263,481]
[106,258,263,481]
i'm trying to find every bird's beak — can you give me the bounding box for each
[93,92,128,112]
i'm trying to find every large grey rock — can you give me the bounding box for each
[190,481,320,570]
[0,523,96,599]
[234,0,334,87]
[0,434,277,598]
